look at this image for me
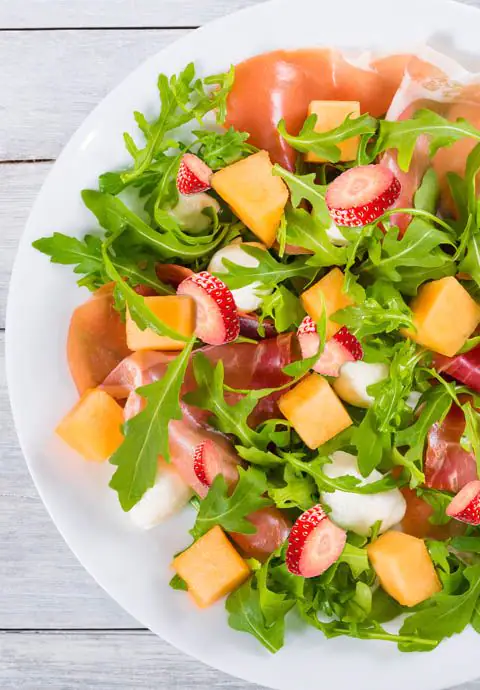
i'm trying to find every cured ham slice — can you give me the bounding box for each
[425,404,478,493]
[67,283,131,395]
[226,49,436,170]
[434,345,480,393]
[231,507,291,561]
[383,50,480,228]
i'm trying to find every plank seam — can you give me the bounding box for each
[0,628,148,634]
[0,26,198,32]
[0,159,55,166]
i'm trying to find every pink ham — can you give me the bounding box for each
[434,345,480,393]
[425,404,478,493]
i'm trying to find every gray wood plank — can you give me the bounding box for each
[0,631,265,690]
[0,29,189,161]
[0,0,261,28]
[0,162,52,330]
[0,333,139,629]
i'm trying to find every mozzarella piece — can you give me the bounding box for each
[406,390,422,411]
[326,222,349,247]
[129,461,193,530]
[333,360,389,408]
[321,451,406,536]
[208,242,273,312]
[169,192,220,232]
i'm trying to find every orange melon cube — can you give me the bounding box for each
[56,389,124,462]
[278,373,352,449]
[211,151,289,247]
[305,101,361,163]
[126,295,195,351]
[172,526,250,607]
[402,276,480,357]
[301,268,353,339]
[367,531,441,607]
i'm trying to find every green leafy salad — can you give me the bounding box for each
[34,56,480,655]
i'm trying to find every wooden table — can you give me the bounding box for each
[1,1,480,688]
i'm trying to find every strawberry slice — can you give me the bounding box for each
[193,439,240,490]
[333,326,363,360]
[326,165,401,227]
[177,153,213,195]
[177,271,240,345]
[446,480,480,525]
[297,317,362,377]
[286,505,346,577]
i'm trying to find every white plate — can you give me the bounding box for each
[7,0,480,688]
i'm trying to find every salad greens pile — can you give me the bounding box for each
[34,60,480,654]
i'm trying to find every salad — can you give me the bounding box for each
[34,46,480,654]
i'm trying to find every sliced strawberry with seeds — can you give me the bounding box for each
[193,440,239,494]
[446,480,480,525]
[177,153,213,195]
[297,317,361,377]
[326,164,401,227]
[286,505,346,577]
[333,326,363,360]
[177,271,240,345]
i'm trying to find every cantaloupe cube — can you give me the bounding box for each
[278,373,352,449]
[172,526,250,607]
[305,101,361,163]
[211,151,289,247]
[301,268,353,339]
[56,389,124,462]
[126,295,195,351]
[367,531,441,607]
[403,276,480,357]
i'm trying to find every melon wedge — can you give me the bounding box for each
[172,526,250,607]
[126,295,195,351]
[211,151,289,247]
[301,268,353,339]
[305,100,361,163]
[56,389,124,462]
[403,276,480,357]
[278,373,352,449]
[367,531,441,607]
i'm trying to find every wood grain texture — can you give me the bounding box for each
[0,162,52,329]
[0,29,189,161]
[0,0,261,28]
[0,631,264,690]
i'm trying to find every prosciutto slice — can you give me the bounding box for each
[226,48,437,170]
[383,50,480,229]
[434,345,480,393]
[425,404,478,493]
[67,283,131,395]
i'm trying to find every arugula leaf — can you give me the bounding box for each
[32,233,106,289]
[226,577,285,654]
[268,463,317,511]
[218,244,316,290]
[83,190,232,262]
[273,165,331,220]
[191,467,271,539]
[110,64,235,190]
[194,126,255,169]
[451,536,480,554]
[283,206,348,267]
[109,337,195,510]
[462,402,480,475]
[259,285,305,333]
[169,574,188,591]
[278,113,377,162]
[334,285,414,339]
[417,488,453,526]
[363,219,454,289]
[400,565,480,650]
[375,108,480,172]
[184,353,283,449]
[414,168,440,214]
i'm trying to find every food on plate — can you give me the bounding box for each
[367,531,441,606]
[34,46,480,653]
[172,526,250,607]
